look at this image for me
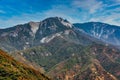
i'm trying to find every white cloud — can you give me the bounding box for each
[115,0,120,2]
[0,10,5,14]
[43,5,81,23]
[90,12,120,26]
[72,0,103,14]
[0,5,81,28]
[1,0,120,28]
[0,12,45,28]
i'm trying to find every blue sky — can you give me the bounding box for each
[0,0,120,28]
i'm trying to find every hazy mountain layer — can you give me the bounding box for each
[74,22,120,46]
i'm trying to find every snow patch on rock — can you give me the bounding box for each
[20,52,23,55]
[64,30,70,35]
[29,22,40,34]
[12,33,18,37]
[40,32,62,43]
[61,20,73,28]
[8,32,18,37]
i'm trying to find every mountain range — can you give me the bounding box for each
[0,17,120,80]
[74,22,120,46]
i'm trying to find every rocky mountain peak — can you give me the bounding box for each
[28,21,40,34]
[41,17,73,28]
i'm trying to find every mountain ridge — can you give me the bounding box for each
[0,17,120,80]
[0,17,74,52]
[74,22,120,46]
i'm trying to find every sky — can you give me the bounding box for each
[0,0,120,28]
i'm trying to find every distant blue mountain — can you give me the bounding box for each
[74,22,120,46]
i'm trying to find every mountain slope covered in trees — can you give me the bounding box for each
[0,49,50,80]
